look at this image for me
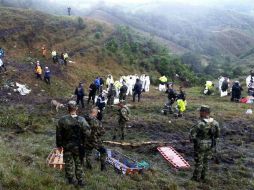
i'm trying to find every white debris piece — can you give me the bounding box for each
[14,82,31,95]
[246,109,253,115]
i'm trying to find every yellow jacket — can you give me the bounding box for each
[159,76,167,83]
[114,81,122,89]
[35,66,42,75]
[177,99,186,113]
[205,81,213,90]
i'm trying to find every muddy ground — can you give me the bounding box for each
[0,66,254,189]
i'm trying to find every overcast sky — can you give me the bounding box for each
[48,0,254,11]
[48,0,254,6]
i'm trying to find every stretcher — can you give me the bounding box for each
[46,148,65,170]
[106,149,148,175]
[157,146,190,169]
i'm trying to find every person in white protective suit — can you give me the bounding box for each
[159,76,167,92]
[144,75,150,92]
[106,74,114,89]
[126,76,132,96]
[219,76,230,97]
[139,74,146,92]
[246,70,254,96]
[114,80,122,97]
[218,76,224,92]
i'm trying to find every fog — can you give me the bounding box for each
[50,0,254,10]
[46,0,254,16]
[1,0,253,15]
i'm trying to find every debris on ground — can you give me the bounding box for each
[246,109,253,115]
[104,141,171,148]
[106,149,149,175]
[14,82,31,95]
[46,148,65,170]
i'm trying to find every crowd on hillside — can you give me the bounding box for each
[203,70,254,104]
[0,45,250,186]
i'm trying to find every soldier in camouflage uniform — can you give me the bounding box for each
[113,101,130,140]
[84,107,107,171]
[107,83,116,107]
[56,101,91,187]
[190,105,220,182]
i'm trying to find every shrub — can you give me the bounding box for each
[77,17,86,30]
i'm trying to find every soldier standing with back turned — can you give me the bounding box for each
[113,101,130,140]
[56,101,91,187]
[85,107,107,171]
[190,105,220,182]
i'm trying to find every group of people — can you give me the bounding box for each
[103,74,150,105]
[56,102,106,186]
[218,76,243,102]
[203,71,254,103]
[34,61,51,85]
[162,83,187,117]
[51,50,69,65]
[1,46,221,185]
[74,79,131,139]
[56,98,130,186]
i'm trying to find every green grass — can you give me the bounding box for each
[0,86,253,190]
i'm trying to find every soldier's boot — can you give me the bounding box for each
[86,162,92,170]
[191,169,200,182]
[67,178,77,185]
[78,180,85,187]
[101,162,107,171]
[201,171,207,182]
[191,176,200,182]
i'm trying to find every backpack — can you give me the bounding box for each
[221,80,228,92]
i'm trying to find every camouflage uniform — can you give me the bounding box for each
[84,115,107,171]
[190,111,220,181]
[113,105,130,140]
[56,115,91,182]
[107,85,116,106]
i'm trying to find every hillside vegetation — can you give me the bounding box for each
[88,4,254,78]
[0,6,254,190]
[0,7,198,89]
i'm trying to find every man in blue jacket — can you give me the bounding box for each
[95,77,101,94]
[44,67,51,85]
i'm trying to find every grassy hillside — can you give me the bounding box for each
[88,5,254,78]
[0,7,253,190]
[0,7,198,90]
[0,85,253,190]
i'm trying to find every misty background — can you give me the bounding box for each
[1,0,254,77]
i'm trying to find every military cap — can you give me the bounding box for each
[68,100,77,109]
[199,105,210,113]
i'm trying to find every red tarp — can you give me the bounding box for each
[157,146,190,169]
